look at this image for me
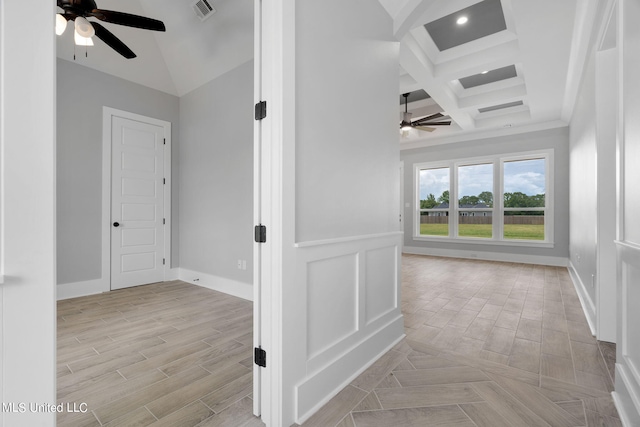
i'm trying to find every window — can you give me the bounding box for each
[415,150,553,246]
[458,163,493,239]
[503,158,546,241]
[418,167,450,236]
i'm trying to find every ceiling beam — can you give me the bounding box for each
[393,0,439,40]
[400,34,475,129]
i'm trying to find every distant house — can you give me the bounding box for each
[425,202,493,216]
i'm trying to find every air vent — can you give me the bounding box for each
[192,0,216,21]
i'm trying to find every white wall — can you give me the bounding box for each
[614,0,640,424]
[178,60,254,287]
[401,127,570,265]
[57,59,180,288]
[569,50,599,328]
[567,4,618,342]
[261,0,404,424]
[0,0,57,424]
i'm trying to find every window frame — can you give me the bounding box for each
[414,149,554,247]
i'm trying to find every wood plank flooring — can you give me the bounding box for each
[58,255,620,426]
[57,280,262,426]
[300,255,621,427]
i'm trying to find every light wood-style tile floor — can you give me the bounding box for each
[57,280,262,426]
[300,255,621,427]
[58,255,620,426]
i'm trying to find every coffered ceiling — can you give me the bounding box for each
[381,0,603,148]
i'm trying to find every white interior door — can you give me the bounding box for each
[111,116,166,290]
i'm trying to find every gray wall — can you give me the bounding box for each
[400,127,570,260]
[295,0,400,242]
[57,59,180,285]
[178,60,253,284]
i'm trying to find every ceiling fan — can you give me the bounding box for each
[400,92,451,132]
[56,0,166,59]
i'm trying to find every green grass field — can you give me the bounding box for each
[420,223,544,240]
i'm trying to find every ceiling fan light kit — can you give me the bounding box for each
[56,0,166,59]
[55,13,68,35]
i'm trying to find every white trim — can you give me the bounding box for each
[615,363,640,426]
[57,278,107,301]
[295,324,405,424]
[612,391,634,427]
[567,261,597,336]
[56,268,244,301]
[179,268,253,301]
[414,149,554,246]
[403,245,568,267]
[294,231,403,248]
[102,107,172,291]
[412,236,554,248]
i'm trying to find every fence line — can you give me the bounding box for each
[420,215,544,225]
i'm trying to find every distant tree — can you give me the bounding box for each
[504,192,545,214]
[438,190,449,204]
[420,193,437,209]
[458,195,479,206]
[478,191,493,207]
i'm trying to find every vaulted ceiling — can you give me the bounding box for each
[57,0,598,146]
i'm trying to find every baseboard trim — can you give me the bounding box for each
[402,246,569,267]
[567,261,597,336]
[57,278,108,300]
[178,268,253,301]
[56,268,246,301]
[613,364,640,426]
[295,316,405,424]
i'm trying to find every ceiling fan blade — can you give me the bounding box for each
[418,121,451,126]
[90,9,166,31]
[415,126,436,132]
[91,22,136,59]
[413,112,443,123]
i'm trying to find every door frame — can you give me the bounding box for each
[102,107,172,291]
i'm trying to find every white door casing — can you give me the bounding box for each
[103,108,171,291]
[253,0,263,416]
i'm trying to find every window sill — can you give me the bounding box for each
[413,235,555,248]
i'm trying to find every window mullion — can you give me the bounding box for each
[496,160,504,241]
[451,163,457,238]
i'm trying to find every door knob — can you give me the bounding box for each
[113,222,120,227]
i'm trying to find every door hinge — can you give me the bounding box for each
[163,258,165,265]
[255,101,267,120]
[254,347,266,367]
[163,138,166,145]
[163,178,166,185]
[254,224,266,243]
[163,218,166,225]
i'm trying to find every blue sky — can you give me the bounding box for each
[419,159,545,200]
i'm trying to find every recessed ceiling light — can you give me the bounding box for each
[481,70,489,74]
[456,16,469,25]
[504,124,512,128]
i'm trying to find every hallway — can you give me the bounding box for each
[301,255,620,426]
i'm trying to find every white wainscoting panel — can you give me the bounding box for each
[614,241,640,426]
[307,254,358,359]
[365,246,398,325]
[294,232,405,422]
